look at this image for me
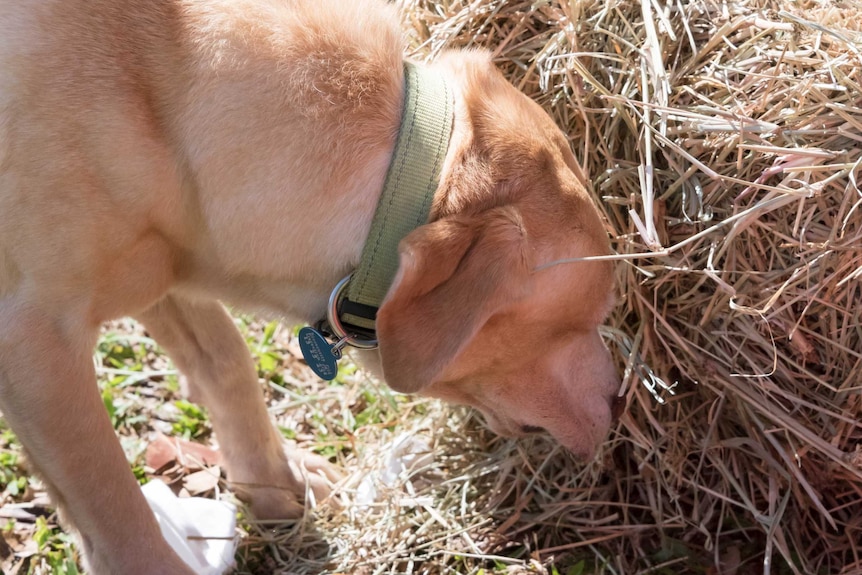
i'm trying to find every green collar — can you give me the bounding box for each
[330,62,454,344]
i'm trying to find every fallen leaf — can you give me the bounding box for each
[145,433,221,473]
[183,466,221,496]
[145,434,177,472]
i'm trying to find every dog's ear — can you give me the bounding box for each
[376,206,531,393]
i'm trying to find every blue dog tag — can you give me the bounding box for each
[298,327,341,380]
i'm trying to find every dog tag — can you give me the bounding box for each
[298,327,343,381]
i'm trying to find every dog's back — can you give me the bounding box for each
[0,0,403,322]
[0,0,182,319]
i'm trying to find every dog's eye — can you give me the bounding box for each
[520,425,545,434]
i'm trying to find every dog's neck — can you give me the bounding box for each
[297,63,455,377]
[337,63,454,331]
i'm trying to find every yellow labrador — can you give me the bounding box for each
[0,0,619,572]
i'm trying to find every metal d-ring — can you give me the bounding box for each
[326,274,379,350]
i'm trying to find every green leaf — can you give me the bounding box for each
[258,351,279,373]
[102,389,116,423]
[262,321,278,345]
[34,517,52,550]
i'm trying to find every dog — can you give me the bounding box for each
[0,0,620,572]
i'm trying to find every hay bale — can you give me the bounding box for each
[393,0,862,573]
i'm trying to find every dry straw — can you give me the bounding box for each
[246,1,862,574]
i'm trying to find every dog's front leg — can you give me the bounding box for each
[0,305,194,575]
[136,295,340,520]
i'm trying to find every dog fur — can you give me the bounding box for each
[0,0,619,572]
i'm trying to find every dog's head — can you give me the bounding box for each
[375,52,620,459]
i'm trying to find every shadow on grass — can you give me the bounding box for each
[234,510,337,575]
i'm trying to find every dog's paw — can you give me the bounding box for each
[241,443,343,520]
[283,442,343,510]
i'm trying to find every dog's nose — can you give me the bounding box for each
[610,394,626,422]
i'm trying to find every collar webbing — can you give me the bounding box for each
[340,62,454,331]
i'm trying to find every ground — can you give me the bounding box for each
[0,315,606,575]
